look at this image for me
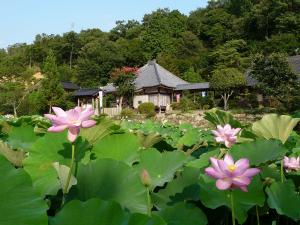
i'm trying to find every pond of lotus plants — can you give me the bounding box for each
[0,107,300,225]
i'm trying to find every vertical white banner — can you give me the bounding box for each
[99,91,103,108]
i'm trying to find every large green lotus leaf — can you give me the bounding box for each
[80,117,121,145]
[157,202,207,225]
[252,114,300,144]
[0,155,48,225]
[229,139,287,166]
[186,149,219,169]
[177,129,201,148]
[7,124,39,151]
[24,132,71,196]
[128,213,166,225]
[74,159,148,214]
[135,132,163,149]
[260,164,281,182]
[0,141,25,167]
[153,167,200,209]
[203,108,243,128]
[134,149,188,190]
[266,180,300,221]
[92,132,140,165]
[198,174,264,224]
[50,198,166,225]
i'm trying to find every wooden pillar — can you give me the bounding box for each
[92,97,95,110]
[193,91,196,103]
[158,88,161,114]
[77,98,80,106]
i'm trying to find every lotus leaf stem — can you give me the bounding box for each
[256,205,260,225]
[280,160,284,183]
[146,187,152,216]
[64,144,75,194]
[230,191,236,225]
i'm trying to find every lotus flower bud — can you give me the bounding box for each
[140,169,151,187]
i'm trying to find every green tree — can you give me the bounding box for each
[116,38,147,67]
[243,0,289,40]
[157,31,207,79]
[188,8,237,47]
[211,68,246,110]
[182,67,202,83]
[76,38,124,87]
[250,53,299,109]
[110,20,142,41]
[0,78,25,116]
[141,8,187,58]
[209,39,248,110]
[210,39,248,70]
[40,50,66,113]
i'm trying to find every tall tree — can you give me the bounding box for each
[188,8,237,47]
[0,78,25,116]
[210,68,246,110]
[40,50,66,113]
[209,39,248,110]
[141,8,187,58]
[76,38,124,87]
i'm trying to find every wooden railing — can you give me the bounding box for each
[101,107,121,117]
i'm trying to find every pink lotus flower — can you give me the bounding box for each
[205,154,260,192]
[45,106,96,142]
[284,156,300,172]
[212,124,241,148]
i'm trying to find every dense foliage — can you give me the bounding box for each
[251,52,300,111]
[138,102,156,117]
[0,0,299,114]
[1,108,300,224]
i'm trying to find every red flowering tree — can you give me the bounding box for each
[110,67,138,108]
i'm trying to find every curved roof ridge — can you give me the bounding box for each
[153,61,162,84]
[157,64,188,81]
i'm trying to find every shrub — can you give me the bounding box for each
[202,104,210,110]
[120,108,136,119]
[138,102,156,118]
[199,96,214,110]
[171,97,196,112]
[170,102,180,110]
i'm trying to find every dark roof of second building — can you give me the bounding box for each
[73,88,99,97]
[176,82,210,90]
[61,81,79,90]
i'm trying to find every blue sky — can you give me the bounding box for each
[0,0,207,49]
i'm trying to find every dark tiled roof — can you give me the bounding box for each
[73,88,99,97]
[288,55,300,74]
[176,82,210,90]
[61,81,79,90]
[134,60,189,89]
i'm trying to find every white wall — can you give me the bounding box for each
[133,95,149,108]
[133,94,171,109]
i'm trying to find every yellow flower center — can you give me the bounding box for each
[228,165,236,172]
